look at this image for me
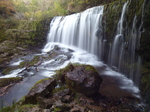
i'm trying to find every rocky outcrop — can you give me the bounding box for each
[0,63,143,112]
[24,78,56,104]
[65,65,103,96]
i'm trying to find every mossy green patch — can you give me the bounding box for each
[85,65,97,72]
[103,0,125,43]
[1,68,13,75]
[0,104,39,112]
[19,55,40,68]
[0,77,23,87]
[30,78,51,90]
[0,19,50,48]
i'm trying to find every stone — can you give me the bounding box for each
[36,96,54,109]
[65,65,103,96]
[52,100,71,112]
[70,107,81,112]
[61,95,72,103]
[24,78,56,104]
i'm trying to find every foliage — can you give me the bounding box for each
[12,0,68,20]
[0,0,15,18]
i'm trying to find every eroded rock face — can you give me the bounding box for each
[65,65,103,96]
[24,78,56,104]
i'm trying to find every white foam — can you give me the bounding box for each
[10,60,23,66]
[0,68,25,78]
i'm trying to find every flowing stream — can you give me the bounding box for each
[0,2,143,108]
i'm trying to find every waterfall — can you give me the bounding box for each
[43,2,142,86]
[43,6,104,59]
[108,2,142,86]
[109,2,128,68]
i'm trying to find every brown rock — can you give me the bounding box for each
[24,78,56,104]
[65,65,103,96]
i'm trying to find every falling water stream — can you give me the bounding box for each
[0,2,143,108]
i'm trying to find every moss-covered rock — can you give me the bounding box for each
[0,77,22,87]
[23,78,56,104]
[0,104,41,112]
[65,65,103,96]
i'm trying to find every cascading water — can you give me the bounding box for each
[44,2,142,86]
[108,2,142,86]
[109,2,128,68]
[43,6,104,59]
[126,16,141,86]
[42,3,141,98]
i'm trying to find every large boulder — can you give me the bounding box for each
[24,78,56,104]
[65,65,103,96]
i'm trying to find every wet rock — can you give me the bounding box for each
[24,78,56,104]
[51,100,71,112]
[65,65,103,96]
[55,88,70,97]
[70,107,82,112]
[36,96,54,109]
[43,109,51,112]
[70,105,85,112]
[61,95,72,103]
[53,88,73,103]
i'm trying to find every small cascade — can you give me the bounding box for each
[43,6,104,59]
[108,2,142,86]
[127,16,141,85]
[109,2,128,68]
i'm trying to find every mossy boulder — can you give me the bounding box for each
[0,77,23,88]
[24,78,56,104]
[65,65,103,96]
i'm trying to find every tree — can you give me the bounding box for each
[0,0,15,17]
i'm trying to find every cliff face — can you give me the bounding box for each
[103,0,150,107]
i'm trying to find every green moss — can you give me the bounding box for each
[0,19,49,48]
[17,104,39,112]
[103,0,125,42]
[28,55,40,66]
[52,86,68,94]
[53,63,73,80]
[19,55,40,68]
[53,107,61,112]
[0,104,39,112]
[19,61,27,68]
[30,78,51,90]
[1,68,13,75]
[0,77,23,87]
[85,65,97,72]
[0,106,14,112]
